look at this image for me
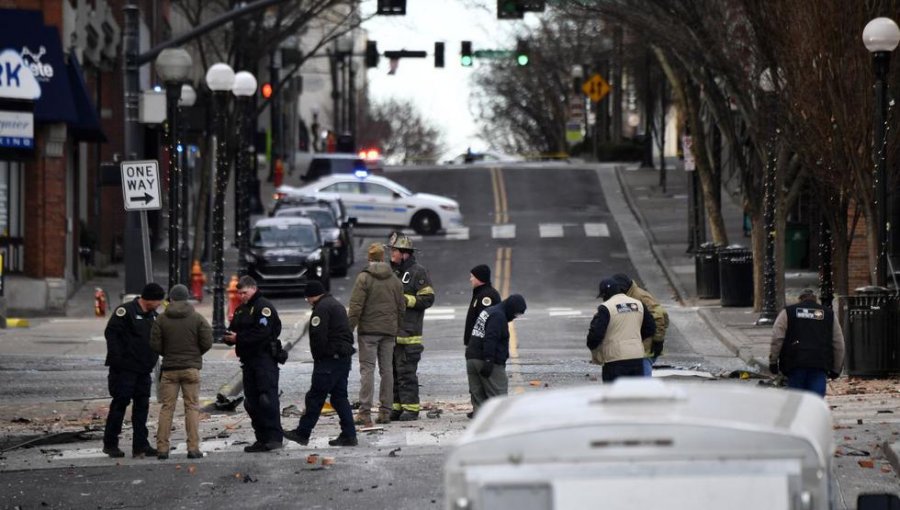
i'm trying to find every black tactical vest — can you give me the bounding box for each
[780,301,833,372]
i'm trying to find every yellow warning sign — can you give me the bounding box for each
[582,73,611,103]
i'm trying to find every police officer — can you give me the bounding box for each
[466,294,527,415]
[769,288,845,397]
[223,276,284,452]
[463,264,501,418]
[284,281,358,446]
[387,232,435,421]
[587,278,657,382]
[102,282,164,459]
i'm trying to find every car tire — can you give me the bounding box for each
[411,210,440,235]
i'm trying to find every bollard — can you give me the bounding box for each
[227,274,240,321]
[190,260,206,302]
[94,287,108,317]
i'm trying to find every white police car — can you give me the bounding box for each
[277,174,462,235]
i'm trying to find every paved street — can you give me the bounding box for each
[0,162,898,509]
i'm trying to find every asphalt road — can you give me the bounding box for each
[0,162,760,509]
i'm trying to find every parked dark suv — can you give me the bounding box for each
[273,200,355,276]
[245,217,330,293]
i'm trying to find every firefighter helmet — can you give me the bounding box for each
[385,231,416,252]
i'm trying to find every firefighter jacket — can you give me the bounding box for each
[104,298,159,374]
[150,300,213,371]
[391,255,435,344]
[464,283,501,346]
[308,294,356,361]
[587,293,655,365]
[770,300,845,373]
[624,282,669,356]
[465,294,527,364]
[348,261,405,337]
[228,291,282,361]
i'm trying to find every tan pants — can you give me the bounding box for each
[357,334,395,413]
[156,368,201,453]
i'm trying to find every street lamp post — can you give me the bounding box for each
[863,17,900,287]
[232,71,258,275]
[757,68,778,325]
[155,48,193,291]
[206,63,235,342]
[178,83,197,285]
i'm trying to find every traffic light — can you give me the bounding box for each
[461,41,473,67]
[377,0,406,15]
[435,42,445,68]
[365,41,380,68]
[261,82,273,99]
[516,40,530,66]
[497,0,524,19]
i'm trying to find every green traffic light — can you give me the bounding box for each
[517,55,529,66]
[461,55,473,67]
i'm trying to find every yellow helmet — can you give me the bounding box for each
[385,231,416,251]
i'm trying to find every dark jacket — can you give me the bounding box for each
[348,261,405,336]
[150,301,213,370]
[309,293,356,361]
[770,300,845,373]
[104,297,159,374]
[228,291,282,361]
[392,255,435,343]
[465,294,527,365]
[464,283,501,346]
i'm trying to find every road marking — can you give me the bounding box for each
[549,310,582,317]
[490,167,509,224]
[539,223,564,238]
[492,224,516,238]
[444,227,469,240]
[584,222,610,237]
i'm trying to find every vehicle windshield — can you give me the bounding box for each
[386,181,413,197]
[251,224,319,248]
[276,208,338,228]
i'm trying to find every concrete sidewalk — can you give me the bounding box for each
[615,164,900,490]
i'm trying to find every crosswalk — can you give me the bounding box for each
[423,306,592,321]
[408,222,611,242]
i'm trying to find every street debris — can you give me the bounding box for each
[11,417,32,424]
[388,447,401,457]
[359,426,384,433]
[1,427,102,453]
[281,404,303,418]
[426,408,442,419]
[858,459,875,469]
[212,394,244,412]
[235,472,257,483]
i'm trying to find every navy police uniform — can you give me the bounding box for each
[103,297,159,453]
[229,291,284,446]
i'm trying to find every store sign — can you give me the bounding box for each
[0,49,42,100]
[0,110,34,148]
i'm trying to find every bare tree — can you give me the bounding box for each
[358,98,446,164]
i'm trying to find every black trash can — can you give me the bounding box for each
[718,246,753,307]
[695,243,720,299]
[843,287,900,377]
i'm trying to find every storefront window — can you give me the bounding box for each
[0,160,23,273]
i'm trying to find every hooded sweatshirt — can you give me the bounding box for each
[465,294,527,364]
[150,300,213,370]
[348,261,406,336]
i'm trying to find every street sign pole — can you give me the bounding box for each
[139,212,153,284]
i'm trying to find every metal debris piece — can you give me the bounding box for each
[388,447,401,457]
[281,404,303,418]
[426,409,443,419]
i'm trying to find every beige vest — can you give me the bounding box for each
[591,294,646,365]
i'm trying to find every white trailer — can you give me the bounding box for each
[444,378,835,510]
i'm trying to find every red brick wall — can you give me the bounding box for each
[847,201,872,292]
[23,128,67,278]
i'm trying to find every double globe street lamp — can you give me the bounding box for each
[205,62,236,342]
[155,47,193,290]
[177,83,197,285]
[232,72,258,276]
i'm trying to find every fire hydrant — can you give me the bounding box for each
[190,260,206,302]
[227,275,240,321]
[273,158,285,188]
[94,287,107,317]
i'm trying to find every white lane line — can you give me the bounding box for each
[539,223,564,238]
[584,222,610,237]
[425,315,456,321]
[428,307,457,314]
[492,224,516,239]
[444,227,469,240]
[549,310,582,317]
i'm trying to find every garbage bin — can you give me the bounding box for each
[785,223,810,269]
[842,287,900,377]
[695,243,720,299]
[718,246,753,307]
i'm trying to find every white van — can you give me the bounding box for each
[445,379,836,510]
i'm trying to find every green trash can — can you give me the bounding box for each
[785,223,809,269]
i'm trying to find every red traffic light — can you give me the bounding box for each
[261,83,273,99]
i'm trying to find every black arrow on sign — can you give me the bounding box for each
[130,193,154,204]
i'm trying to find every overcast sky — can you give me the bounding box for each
[360,0,536,158]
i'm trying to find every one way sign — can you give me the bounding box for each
[120,160,162,211]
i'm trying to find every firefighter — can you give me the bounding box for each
[386,232,435,421]
[587,278,657,382]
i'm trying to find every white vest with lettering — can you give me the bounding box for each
[591,294,646,365]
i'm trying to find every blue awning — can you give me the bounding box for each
[0,9,105,141]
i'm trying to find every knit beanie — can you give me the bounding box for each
[470,264,491,284]
[141,282,165,300]
[168,284,190,302]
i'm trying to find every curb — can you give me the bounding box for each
[884,440,900,477]
[696,308,767,370]
[614,166,690,306]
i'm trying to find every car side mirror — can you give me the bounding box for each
[393,192,402,199]
[346,217,358,226]
[858,494,900,510]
